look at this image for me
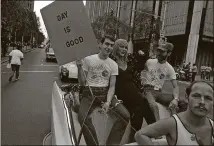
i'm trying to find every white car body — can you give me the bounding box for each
[59,61,78,79]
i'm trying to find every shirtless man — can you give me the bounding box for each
[135,81,214,145]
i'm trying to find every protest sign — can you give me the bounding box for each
[41,1,99,65]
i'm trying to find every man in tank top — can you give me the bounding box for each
[135,81,214,145]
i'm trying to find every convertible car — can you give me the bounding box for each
[43,82,177,145]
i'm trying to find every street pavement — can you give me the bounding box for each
[1,48,60,145]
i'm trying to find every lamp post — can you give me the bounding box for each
[159,1,169,44]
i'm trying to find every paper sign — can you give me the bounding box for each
[40,1,99,65]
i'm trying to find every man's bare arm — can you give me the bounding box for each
[106,75,116,103]
[77,65,87,86]
[135,118,175,145]
[171,79,179,99]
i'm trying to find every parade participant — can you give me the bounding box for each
[191,63,198,82]
[140,42,180,121]
[135,81,214,145]
[109,39,155,132]
[77,35,130,145]
[8,46,24,82]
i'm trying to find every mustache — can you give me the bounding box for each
[195,105,207,111]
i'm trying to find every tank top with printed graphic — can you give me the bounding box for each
[172,115,214,145]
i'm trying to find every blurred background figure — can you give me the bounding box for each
[200,65,206,80]
[191,63,197,82]
[205,64,212,80]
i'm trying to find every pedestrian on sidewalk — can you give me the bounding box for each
[191,63,197,82]
[8,46,24,82]
[200,65,206,80]
[205,64,212,80]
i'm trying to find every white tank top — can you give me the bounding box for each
[173,115,213,145]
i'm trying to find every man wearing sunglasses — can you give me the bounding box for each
[140,42,180,122]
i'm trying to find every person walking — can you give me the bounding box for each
[191,63,197,82]
[200,65,206,80]
[205,64,212,80]
[8,46,24,82]
[135,81,214,145]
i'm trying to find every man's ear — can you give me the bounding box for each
[185,93,189,101]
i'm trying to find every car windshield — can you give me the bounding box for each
[48,48,54,53]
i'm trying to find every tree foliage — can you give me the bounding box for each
[133,8,162,57]
[91,13,132,41]
[37,31,46,45]
[1,0,44,43]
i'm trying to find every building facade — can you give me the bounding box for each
[159,0,213,68]
[85,0,214,68]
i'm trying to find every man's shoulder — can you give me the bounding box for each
[108,57,118,67]
[147,58,158,62]
[146,58,158,65]
[19,50,24,55]
[166,62,175,72]
[166,62,174,68]
[84,54,97,60]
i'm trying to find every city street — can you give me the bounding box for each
[1,48,60,145]
[1,48,213,145]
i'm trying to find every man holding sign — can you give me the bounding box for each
[77,35,130,145]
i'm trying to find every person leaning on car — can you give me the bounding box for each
[76,35,130,145]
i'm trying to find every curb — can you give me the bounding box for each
[1,48,36,64]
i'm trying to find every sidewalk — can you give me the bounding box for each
[178,74,213,85]
[1,47,36,64]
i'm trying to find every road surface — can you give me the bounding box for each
[1,48,59,145]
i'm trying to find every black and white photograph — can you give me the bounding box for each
[1,0,213,145]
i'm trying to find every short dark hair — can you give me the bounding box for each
[186,81,213,97]
[157,42,174,53]
[100,35,115,44]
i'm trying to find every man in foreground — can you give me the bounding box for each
[8,45,24,82]
[135,81,214,145]
[140,42,180,122]
[77,35,130,145]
